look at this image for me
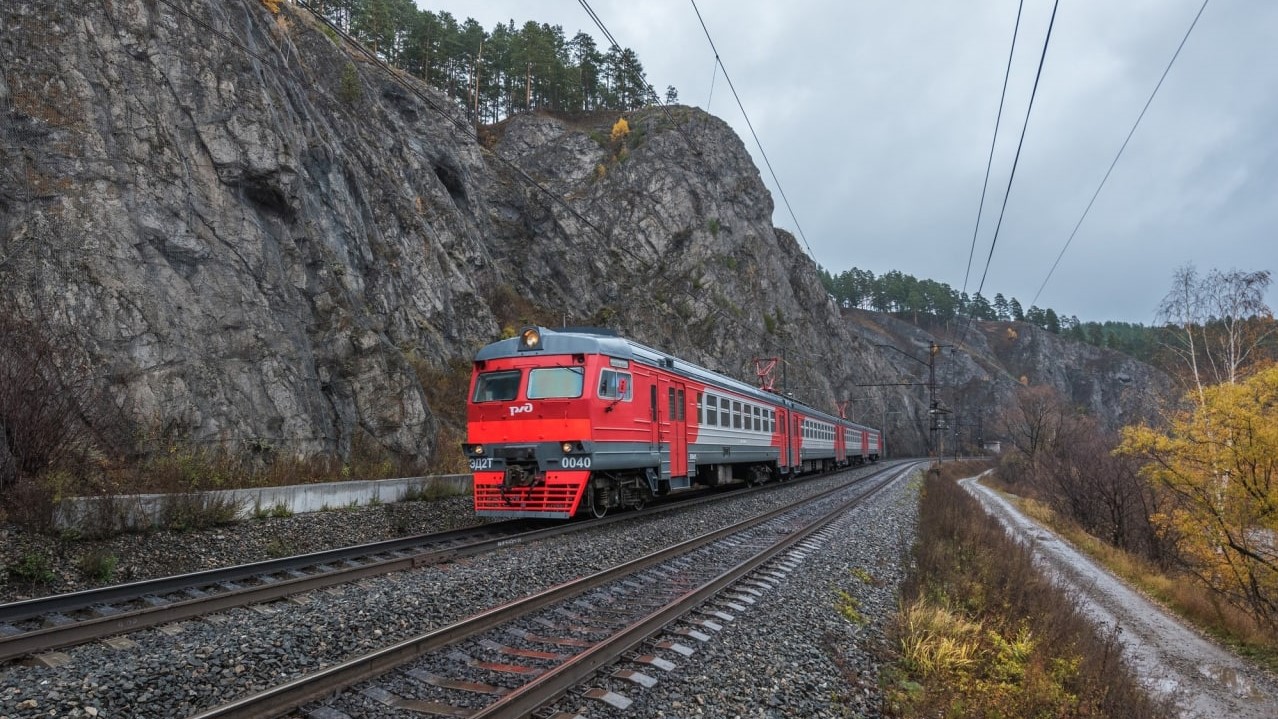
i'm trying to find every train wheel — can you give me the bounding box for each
[585,479,608,518]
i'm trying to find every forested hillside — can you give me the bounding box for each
[820,265,1160,361]
[306,0,662,124]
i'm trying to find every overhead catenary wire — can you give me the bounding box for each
[1030,0,1211,310]
[972,0,1061,301]
[959,0,1062,346]
[961,0,1026,299]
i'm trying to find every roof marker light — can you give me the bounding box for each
[519,327,542,351]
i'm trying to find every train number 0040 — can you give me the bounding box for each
[559,456,592,469]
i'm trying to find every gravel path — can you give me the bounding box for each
[0,465,913,718]
[962,476,1278,719]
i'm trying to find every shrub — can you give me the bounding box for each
[253,500,293,519]
[609,117,630,142]
[263,538,295,558]
[7,552,55,585]
[76,550,118,583]
[0,316,128,494]
[338,64,361,105]
[158,492,243,532]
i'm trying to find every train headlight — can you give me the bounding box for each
[561,441,574,454]
[519,327,542,351]
[472,445,484,456]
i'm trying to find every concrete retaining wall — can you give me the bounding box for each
[54,474,473,531]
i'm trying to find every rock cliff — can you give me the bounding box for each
[0,0,1169,465]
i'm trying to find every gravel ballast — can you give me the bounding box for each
[0,465,920,718]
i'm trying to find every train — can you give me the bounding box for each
[464,326,882,519]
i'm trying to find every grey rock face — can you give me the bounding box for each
[0,0,1166,467]
[1,0,510,460]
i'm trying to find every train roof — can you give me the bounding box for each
[474,327,878,433]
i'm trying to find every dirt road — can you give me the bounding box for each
[961,477,1278,719]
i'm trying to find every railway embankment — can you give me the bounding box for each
[1,467,909,718]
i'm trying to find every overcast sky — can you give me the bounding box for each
[418,1,1276,324]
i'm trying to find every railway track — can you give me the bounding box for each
[0,468,858,664]
[188,461,919,719]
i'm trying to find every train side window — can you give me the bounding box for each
[696,392,703,423]
[753,406,761,432]
[677,390,685,420]
[650,385,658,421]
[706,396,718,426]
[598,369,632,400]
[472,370,521,402]
[668,387,676,420]
[720,399,729,427]
[732,401,742,429]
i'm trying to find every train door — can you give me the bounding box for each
[777,409,789,469]
[658,378,688,478]
[791,413,802,473]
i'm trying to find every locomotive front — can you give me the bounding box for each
[465,327,613,518]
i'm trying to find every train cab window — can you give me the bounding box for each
[598,369,633,400]
[472,370,521,402]
[527,367,584,399]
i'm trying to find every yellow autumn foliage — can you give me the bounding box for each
[1118,363,1278,628]
[610,117,630,142]
[260,0,282,14]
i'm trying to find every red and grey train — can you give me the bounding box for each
[464,326,882,519]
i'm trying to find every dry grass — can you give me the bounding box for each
[883,462,1166,718]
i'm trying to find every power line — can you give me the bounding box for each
[1030,0,1211,309]
[959,0,1061,346]
[962,0,1026,298]
[972,0,1061,301]
[686,0,816,260]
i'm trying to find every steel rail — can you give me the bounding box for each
[0,464,864,663]
[472,462,918,718]
[0,521,527,624]
[185,462,917,719]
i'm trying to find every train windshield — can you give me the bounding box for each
[472,370,521,402]
[527,367,584,399]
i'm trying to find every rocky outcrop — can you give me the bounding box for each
[0,0,1169,465]
[2,1,502,460]
[842,310,1174,453]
